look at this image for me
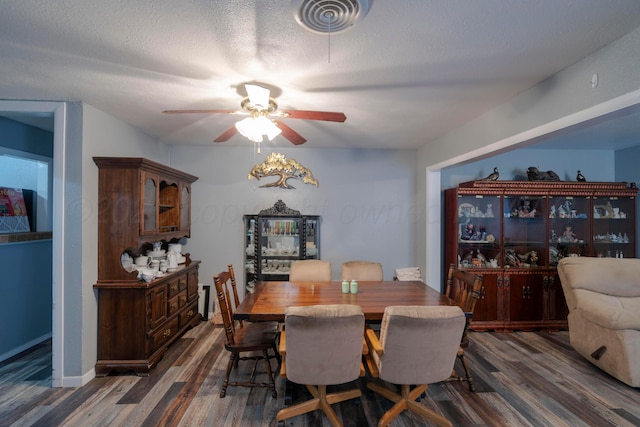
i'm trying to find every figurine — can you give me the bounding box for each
[576,170,586,182]
[527,166,560,181]
[482,167,499,181]
[485,204,494,217]
[561,225,577,242]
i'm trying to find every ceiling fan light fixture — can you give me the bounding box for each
[235,115,282,143]
[293,0,370,34]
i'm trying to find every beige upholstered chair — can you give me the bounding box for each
[213,265,280,398]
[364,305,466,427]
[289,259,332,281]
[277,304,365,427]
[558,257,640,387]
[341,260,383,281]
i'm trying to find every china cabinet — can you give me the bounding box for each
[445,180,637,331]
[244,200,320,293]
[93,157,200,376]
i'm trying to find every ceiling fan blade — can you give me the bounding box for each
[277,110,346,122]
[162,109,239,114]
[213,125,238,142]
[245,84,270,109]
[274,120,307,145]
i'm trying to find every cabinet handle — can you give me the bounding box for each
[497,276,503,288]
[480,286,486,299]
[543,275,549,291]
[171,284,178,292]
[549,276,555,290]
[187,309,194,317]
[171,303,177,310]
[163,328,171,337]
[504,276,510,289]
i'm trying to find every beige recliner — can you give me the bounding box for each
[557,257,640,387]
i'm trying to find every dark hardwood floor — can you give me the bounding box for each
[1,320,639,427]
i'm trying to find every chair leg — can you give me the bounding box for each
[457,353,476,392]
[262,349,277,398]
[220,352,237,398]
[368,383,453,427]
[277,384,360,427]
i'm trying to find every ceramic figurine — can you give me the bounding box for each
[576,170,586,182]
[482,167,499,181]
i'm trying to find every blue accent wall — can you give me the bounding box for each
[0,118,53,361]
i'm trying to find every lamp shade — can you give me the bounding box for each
[235,116,282,142]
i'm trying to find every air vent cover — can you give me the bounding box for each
[293,0,370,34]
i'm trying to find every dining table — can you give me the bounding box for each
[234,280,456,322]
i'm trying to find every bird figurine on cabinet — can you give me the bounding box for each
[483,167,499,181]
[576,170,586,182]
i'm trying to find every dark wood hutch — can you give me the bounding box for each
[93,157,200,376]
[445,180,637,332]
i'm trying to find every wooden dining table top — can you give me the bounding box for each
[234,280,455,322]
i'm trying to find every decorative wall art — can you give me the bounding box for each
[248,152,318,189]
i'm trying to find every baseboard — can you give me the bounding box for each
[0,333,52,363]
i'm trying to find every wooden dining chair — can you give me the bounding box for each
[213,264,280,398]
[288,259,331,281]
[444,263,483,391]
[277,304,365,427]
[364,305,466,427]
[341,260,383,281]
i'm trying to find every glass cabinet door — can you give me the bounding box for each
[548,195,590,266]
[592,195,635,258]
[503,195,547,268]
[180,184,190,230]
[258,217,302,279]
[244,216,257,293]
[141,172,158,234]
[456,194,501,268]
[304,217,320,259]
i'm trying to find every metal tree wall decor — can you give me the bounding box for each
[248,152,318,189]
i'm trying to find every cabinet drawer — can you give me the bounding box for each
[178,275,188,292]
[150,317,179,351]
[180,301,200,328]
[167,278,181,297]
[168,291,187,316]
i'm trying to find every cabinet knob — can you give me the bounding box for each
[497,276,503,288]
[163,329,171,337]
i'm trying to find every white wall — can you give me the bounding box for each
[170,145,418,304]
[417,26,640,289]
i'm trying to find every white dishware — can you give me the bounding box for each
[139,267,157,282]
[147,249,166,257]
[167,252,178,271]
[135,255,149,267]
[168,243,182,253]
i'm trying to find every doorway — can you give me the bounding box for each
[0,100,66,387]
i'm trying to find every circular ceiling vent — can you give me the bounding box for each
[293,0,370,34]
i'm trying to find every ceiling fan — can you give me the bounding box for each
[162,84,346,145]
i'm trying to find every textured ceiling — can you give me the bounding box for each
[1,1,640,150]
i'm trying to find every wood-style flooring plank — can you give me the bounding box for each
[2,324,640,427]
